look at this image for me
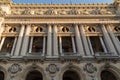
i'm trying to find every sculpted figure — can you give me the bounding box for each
[0,7,6,16]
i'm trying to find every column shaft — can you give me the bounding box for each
[21,24,31,56]
[14,24,25,56]
[29,37,33,53]
[59,36,62,53]
[75,24,84,56]
[0,22,4,41]
[80,25,91,56]
[53,24,58,57]
[71,36,76,53]
[11,37,17,55]
[107,25,120,54]
[101,24,117,54]
[47,24,52,57]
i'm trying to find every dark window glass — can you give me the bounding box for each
[89,36,104,53]
[32,36,43,53]
[1,37,15,53]
[62,36,73,53]
[26,70,43,80]
[63,70,80,80]
[101,70,117,80]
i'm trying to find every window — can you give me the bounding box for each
[28,36,47,54]
[89,36,104,53]
[58,36,76,53]
[62,36,73,53]
[0,37,15,53]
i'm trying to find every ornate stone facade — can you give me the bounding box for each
[0,0,120,80]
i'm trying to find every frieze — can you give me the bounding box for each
[11,8,116,16]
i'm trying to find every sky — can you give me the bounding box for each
[12,0,114,4]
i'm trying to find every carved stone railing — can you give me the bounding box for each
[0,52,11,58]
[94,52,119,59]
[60,52,81,60]
[24,52,45,60]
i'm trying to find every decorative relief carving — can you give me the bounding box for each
[11,8,116,15]
[4,24,19,33]
[84,25,101,33]
[12,10,21,15]
[0,7,6,16]
[113,26,120,32]
[68,9,79,15]
[22,8,34,15]
[31,24,46,33]
[83,63,97,73]
[8,63,22,74]
[46,64,59,74]
[91,8,101,15]
[58,10,67,15]
[44,9,57,15]
[58,25,73,32]
[35,10,44,15]
[82,10,90,15]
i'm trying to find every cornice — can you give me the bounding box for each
[10,3,114,9]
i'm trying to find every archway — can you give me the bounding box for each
[0,71,4,80]
[101,70,117,80]
[63,70,80,80]
[26,70,43,80]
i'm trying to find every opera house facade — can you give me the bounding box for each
[0,0,120,80]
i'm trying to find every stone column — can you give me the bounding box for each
[59,36,62,54]
[71,36,76,53]
[11,37,17,56]
[21,24,31,56]
[87,37,94,55]
[43,36,46,54]
[47,24,52,57]
[14,24,25,56]
[80,25,91,56]
[74,24,84,56]
[53,24,58,57]
[101,24,117,54]
[28,37,33,53]
[107,25,120,55]
[0,37,5,50]
[0,18,4,40]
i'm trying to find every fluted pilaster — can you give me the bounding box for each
[14,24,25,56]
[74,24,84,56]
[47,24,52,57]
[101,24,117,55]
[107,25,120,55]
[80,24,91,56]
[21,24,31,56]
[53,24,58,57]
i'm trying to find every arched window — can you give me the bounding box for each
[101,70,117,80]
[88,27,96,32]
[63,70,80,80]
[0,71,4,80]
[114,27,120,32]
[9,27,16,32]
[36,27,43,32]
[62,27,69,32]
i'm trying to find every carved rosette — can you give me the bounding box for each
[46,64,59,74]
[83,63,97,74]
[8,63,22,74]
